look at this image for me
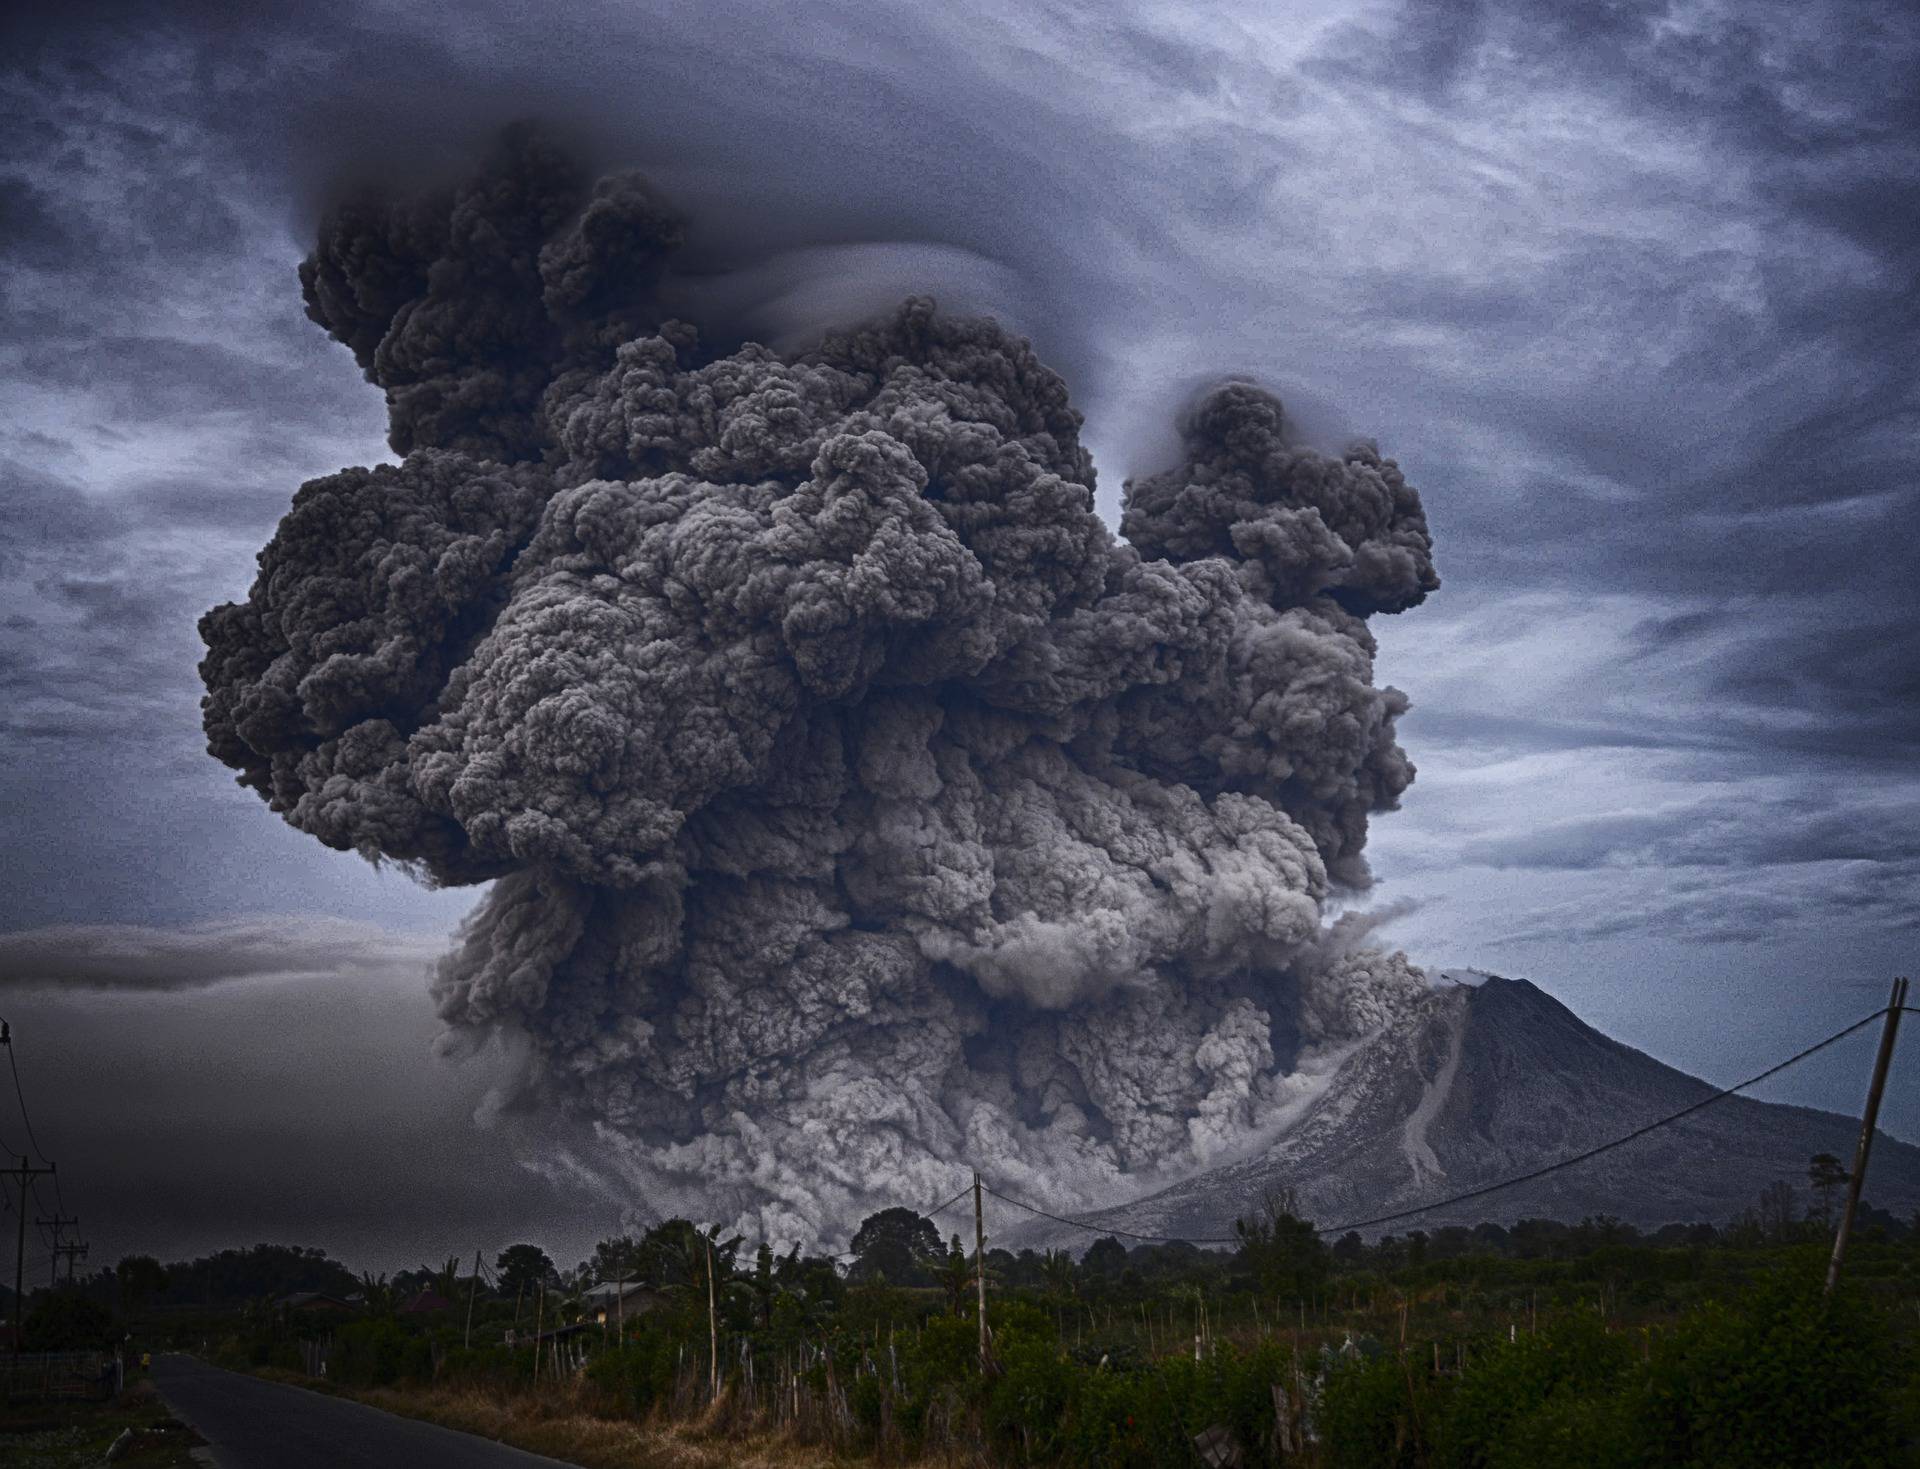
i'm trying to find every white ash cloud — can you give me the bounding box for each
[199,128,1439,1243]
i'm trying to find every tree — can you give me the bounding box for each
[25,1289,114,1350]
[357,1271,395,1314]
[1809,1153,1849,1229]
[1038,1249,1078,1300]
[1756,1179,1802,1242]
[636,1220,740,1294]
[849,1208,942,1285]
[935,1234,975,1317]
[592,1234,645,1285]
[1083,1236,1127,1280]
[116,1254,166,1319]
[495,1243,557,1300]
[1233,1190,1330,1301]
[1406,1231,1429,1270]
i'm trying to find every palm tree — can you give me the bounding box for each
[935,1234,975,1317]
[1039,1249,1077,1301]
[357,1271,395,1314]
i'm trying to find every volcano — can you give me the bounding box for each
[1012,975,1920,1245]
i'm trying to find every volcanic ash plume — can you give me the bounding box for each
[200,130,1439,1244]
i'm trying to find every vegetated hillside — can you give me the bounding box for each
[1024,975,1920,1246]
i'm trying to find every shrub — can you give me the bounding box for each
[331,1317,432,1387]
[1634,1267,1901,1468]
[1321,1352,1441,1469]
[1439,1311,1630,1468]
[987,1334,1075,1463]
[23,1290,114,1350]
[584,1328,681,1417]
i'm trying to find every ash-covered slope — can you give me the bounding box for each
[1018,976,1920,1245]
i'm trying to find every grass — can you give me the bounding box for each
[359,1385,881,1468]
[246,1366,903,1469]
[0,1379,205,1468]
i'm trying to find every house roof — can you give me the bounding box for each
[581,1281,661,1302]
[278,1291,354,1310]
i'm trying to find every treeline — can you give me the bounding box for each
[153,1181,1918,1469]
[45,1242,359,1312]
[29,1166,1920,1465]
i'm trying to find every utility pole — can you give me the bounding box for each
[38,1215,78,1288]
[52,1240,87,1286]
[531,1281,543,1384]
[4,1156,55,1381]
[973,1170,988,1371]
[1827,976,1908,1297]
[705,1237,718,1403]
[464,1249,481,1351]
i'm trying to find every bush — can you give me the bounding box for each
[23,1289,114,1350]
[987,1334,1075,1463]
[1321,1352,1438,1469]
[1634,1267,1901,1468]
[331,1317,433,1387]
[584,1328,680,1416]
[1439,1310,1630,1468]
[438,1343,517,1387]
[1487,1390,1644,1469]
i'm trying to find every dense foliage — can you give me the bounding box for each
[54,1174,1920,1465]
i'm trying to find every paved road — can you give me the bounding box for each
[152,1354,576,1468]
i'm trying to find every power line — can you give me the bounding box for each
[972,1003,1895,1248]
[2,1026,51,1166]
[0,1022,24,1160]
[827,1185,975,1261]
[1,1021,65,1215]
[1318,1004,1892,1236]
[981,1182,1238,1245]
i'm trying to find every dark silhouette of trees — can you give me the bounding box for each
[24,1289,114,1350]
[1232,1190,1330,1301]
[1809,1152,1849,1228]
[1082,1236,1126,1281]
[116,1254,166,1319]
[494,1243,557,1300]
[849,1207,942,1285]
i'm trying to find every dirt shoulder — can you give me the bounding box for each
[0,1379,206,1468]
[245,1371,885,1469]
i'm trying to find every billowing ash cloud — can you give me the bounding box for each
[200,126,1438,1243]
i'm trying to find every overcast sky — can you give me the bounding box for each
[1,0,1916,1274]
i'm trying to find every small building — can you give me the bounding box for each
[277,1292,354,1314]
[580,1281,667,1325]
[399,1289,455,1315]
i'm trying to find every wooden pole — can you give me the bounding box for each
[464,1249,480,1351]
[1827,976,1908,1296]
[706,1238,719,1403]
[6,1156,54,1388]
[532,1281,544,1384]
[973,1170,988,1371]
[706,1236,721,1397]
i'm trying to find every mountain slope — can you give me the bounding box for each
[1022,977,1920,1246]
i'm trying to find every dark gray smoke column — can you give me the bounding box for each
[200,128,1439,1243]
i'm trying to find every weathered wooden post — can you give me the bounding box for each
[1826,976,1908,1296]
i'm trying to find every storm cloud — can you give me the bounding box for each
[198,131,1438,1242]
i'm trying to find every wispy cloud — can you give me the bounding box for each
[0,915,444,992]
